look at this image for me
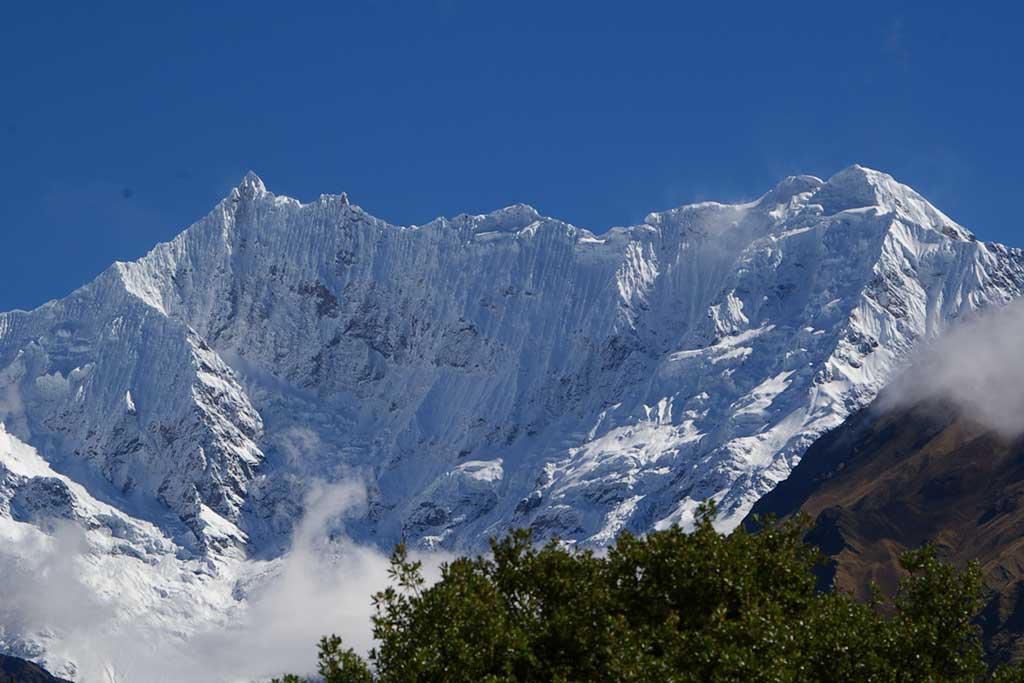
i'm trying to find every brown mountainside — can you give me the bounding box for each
[0,654,73,682]
[747,396,1024,664]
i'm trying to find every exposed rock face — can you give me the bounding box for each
[1,166,1022,679]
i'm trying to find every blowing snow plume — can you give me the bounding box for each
[884,299,1024,439]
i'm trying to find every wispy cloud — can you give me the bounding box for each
[0,481,450,682]
[884,299,1024,439]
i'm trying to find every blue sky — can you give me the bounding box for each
[1,1,1021,311]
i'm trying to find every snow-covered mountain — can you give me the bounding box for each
[2,165,1022,679]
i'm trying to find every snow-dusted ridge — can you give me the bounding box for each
[1,165,1023,679]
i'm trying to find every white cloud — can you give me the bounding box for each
[884,299,1024,439]
[168,481,451,682]
[0,481,450,683]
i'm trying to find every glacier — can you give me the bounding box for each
[1,165,1022,679]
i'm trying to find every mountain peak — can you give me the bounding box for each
[759,174,824,205]
[825,163,905,197]
[474,203,542,232]
[812,165,972,239]
[814,164,887,212]
[830,162,882,179]
[235,171,267,199]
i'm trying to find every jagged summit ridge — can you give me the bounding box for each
[1,165,1023,678]
[142,164,964,262]
[1,164,1018,547]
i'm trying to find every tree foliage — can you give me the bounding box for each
[275,502,1024,682]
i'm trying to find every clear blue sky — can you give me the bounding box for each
[2,1,1022,311]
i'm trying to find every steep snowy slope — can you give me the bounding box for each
[0,422,248,680]
[1,166,1022,555]
[1,166,1023,677]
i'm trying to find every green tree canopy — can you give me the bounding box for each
[275,503,1024,682]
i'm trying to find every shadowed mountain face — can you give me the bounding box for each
[0,654,73,682]
[748,396,1024,663]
